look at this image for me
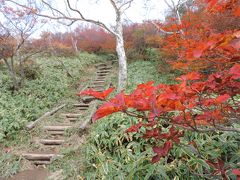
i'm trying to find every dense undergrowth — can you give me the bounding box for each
[0,53,99,142]
[83,60,240,179]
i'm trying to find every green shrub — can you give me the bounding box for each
[0,53,99,142]
[15,59,41,80]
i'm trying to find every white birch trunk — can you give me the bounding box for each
[71,35,78,54]
[115,14,127,91]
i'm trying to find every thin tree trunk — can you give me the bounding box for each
[19,56,25,87]
[71,36,78,54]
[115,17,127,91]
[3,58,19,91]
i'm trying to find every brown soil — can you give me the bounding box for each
[7,169,49,180]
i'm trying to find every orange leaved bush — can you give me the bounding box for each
[76,0,239,178]
[158,0,240,73]
[78,64,240,164]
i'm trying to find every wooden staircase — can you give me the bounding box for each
[21,63,113,167]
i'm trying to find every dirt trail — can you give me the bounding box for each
[7,62,113,180]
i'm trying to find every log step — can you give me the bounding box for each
[39,139,64,145]
[97,72,109,74]
[61,113,81,118]
[94,89,104,92]
[88,86,101,89]
[22,153,63,161]
[97,68,111,71]
[97,71,110,74]
[98,74,107,77]
[93,81,104,84]
[73,104,89,107]
[82,96,96,103]
[96,78,106,80]
[98,66,112,69]
[93,84,104,86]
[67,118,78,122]
[49,131,65,135]
[89,85,104,88]
[44,126,72,131]
[78,108,88,111]
[94,80,105,82]
[33,160,51,165]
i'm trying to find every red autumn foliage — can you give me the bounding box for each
[74,0,239,177]
[79,63,239,168]
[152,141,173,163]
[157,0,240,73]
[77,87,115,100]
[232,169,240,179]
[33,22,160,58]
[206,159,228,180]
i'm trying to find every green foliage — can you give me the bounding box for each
[0,53,98,142]
[84,113,171,179]
[126,60,176,92]
[15,59,42,80]
[0,151,21,177]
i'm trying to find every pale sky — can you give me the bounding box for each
[2,0,175,37]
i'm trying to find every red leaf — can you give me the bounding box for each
[230,39,240,50]
[126,122,143,133]
[176,72,201,81]
[152,155,160,163]
[229,64,240,79]
[77,87,115,100]
[92,93,126,121]
[193,49,203,58]
[215,94,230,103]
[206,159,227,180]
[158,126,184,143]
[205,0,218,9]
[142,128,160,139]
[152,141,173,163]
[234,7,240,17]
[232,169,240,176]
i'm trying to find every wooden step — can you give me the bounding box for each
[22,153,62,161]
[68,118,77,122]
[97,72,109,74]
[92,84,104,87]
[94,89,104,92]
[91,87,104,90]
[78,108,88,111]
[98,74,107,77]
[82,96,95,103]
[39,139,64,145]
[98,66,111,69]
[94,80,105,83]
[61,113,81,118]
[73,104,89,108]
[93,81,104,84]
[96,78,106,80]
[44,126,72,131]
[33,160,51,165]
[89,85,104,88]
[49,131,65,135]
[97,71,110,73]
